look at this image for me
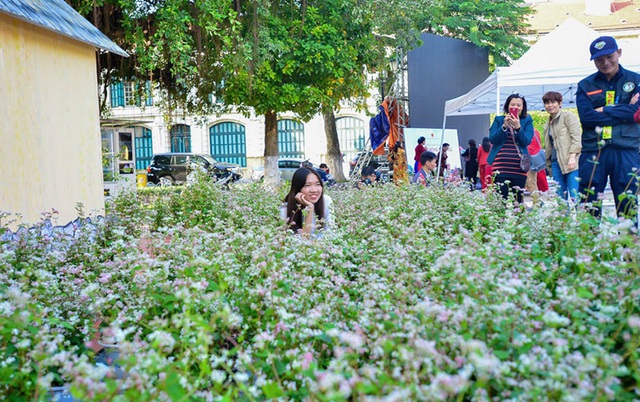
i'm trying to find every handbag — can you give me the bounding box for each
[529,135,546,172]
[530,150,546,172]
[511,127,531,172]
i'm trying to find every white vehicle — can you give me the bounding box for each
[251,158,306,181]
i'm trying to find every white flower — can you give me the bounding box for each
[542,310,570,328]
[233,372,249,383]
[339,331,363,349]
[147,330,176,353]
[0,301,15,317]
[209,368,227,385]
[628,316,640,329]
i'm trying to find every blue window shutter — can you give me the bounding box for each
[210,122,246,167]
[277,119,305,159]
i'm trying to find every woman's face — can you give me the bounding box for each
[299,173,323,204]
[508,98,524,115]
[544,100,561,116]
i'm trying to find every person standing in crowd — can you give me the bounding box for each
[477,137,492,190]
[413,151,437,187]
[542,91,582,202]
[282,167,332,237]
[389,141,409,185]
[413,136,427,174]
[461,139,479,189]
[525,128,549,195]
[576,36,640,218]
[436,143,450,177]
[488,93,534,203]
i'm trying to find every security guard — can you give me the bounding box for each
[576,36,640,219]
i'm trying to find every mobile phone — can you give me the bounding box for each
[509,107,519,119]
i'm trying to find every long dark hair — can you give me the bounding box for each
[283,167,325,233]
[503,94,528,118]
[481,136,491,152]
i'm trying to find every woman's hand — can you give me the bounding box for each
[296,192,316,236]
[568,154,577,170]
[295,192,314,208]
[504,114,521,130]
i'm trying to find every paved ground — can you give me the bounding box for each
[524,180,619,219]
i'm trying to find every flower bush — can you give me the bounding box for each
[1,180,639,400]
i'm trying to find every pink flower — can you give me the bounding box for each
[301,352,313,369]
[274,321,286,336]
[628,316,640,329]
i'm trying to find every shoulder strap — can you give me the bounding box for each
[509,127,524,156]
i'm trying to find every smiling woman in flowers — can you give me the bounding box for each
[282,167,333,236]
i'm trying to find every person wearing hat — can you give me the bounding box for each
[576,36,640,220]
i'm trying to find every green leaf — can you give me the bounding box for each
[165,371,187,400]
[262,382,284,398]
[494,350,511,360]
[577,287,594,299]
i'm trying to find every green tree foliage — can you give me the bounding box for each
[72,0,380,183]
[218,0,380,183]
[221,0,377,118]
[72,0,532,183]
[70,0,238,115]
[372,0,533,67]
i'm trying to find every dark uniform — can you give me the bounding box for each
[576,64,640,218]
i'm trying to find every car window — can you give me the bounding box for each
[192,156,208,167]
[173,155,189,165]
[278,161,286,169]
[154,156,171,165]
[200,154,217,164]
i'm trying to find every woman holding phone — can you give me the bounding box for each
[488,93,534,203]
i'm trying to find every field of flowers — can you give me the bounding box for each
[1,180,639,401]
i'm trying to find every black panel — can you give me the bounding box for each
[408,34,490,148]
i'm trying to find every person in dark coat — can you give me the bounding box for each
[461,139,479,189]
[436,143,450,177]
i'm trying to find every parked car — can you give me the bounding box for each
[146,153,242,186]
[251,158,306,181]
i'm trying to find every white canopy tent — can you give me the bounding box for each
[444,18,640,117]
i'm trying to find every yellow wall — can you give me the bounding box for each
[0,13,105,227]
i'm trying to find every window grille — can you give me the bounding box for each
[170,124,191,153]
[337,116,366,161]
[134,127,153,170]
[277,119,305,159]
[209,122,247,166]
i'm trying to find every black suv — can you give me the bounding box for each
[146,153,242,186]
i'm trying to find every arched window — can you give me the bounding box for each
[336,116,365,161]
[170,124,191,153]
[134,127,153,170]
[210,122,247,167]
[277,119,305,158]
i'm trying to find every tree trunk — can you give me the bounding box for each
[322,108,346,182]
[264,110,280,186]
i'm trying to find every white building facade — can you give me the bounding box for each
[101,81,377,180]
